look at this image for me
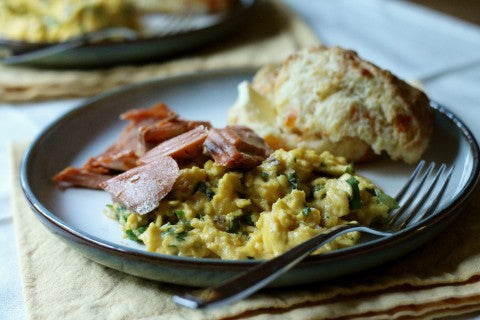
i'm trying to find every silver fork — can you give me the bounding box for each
[1,27,138,65]
[173,160,454,309]
[142,13,199,37]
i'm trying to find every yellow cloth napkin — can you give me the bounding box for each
[0,1,318,102]
[10,140,480,320]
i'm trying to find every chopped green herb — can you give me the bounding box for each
[345,163,355,174]
[260,171,270,181]
[114,205,130,223]
[136,226,148,235]
[175,209,187,222]
[195,181,215,200]
[288,172,299,190]
[162,225,189,241]
[125,225,148,242]
[196,213,205,221]
[175,210,193,230]
[176,231,189,241]
[293,157,297,163]
[346,177,362,210]
[162,226,175,238]
[125,229,137,241]
[227,218,240,233]
[240,212,255,227]
[105,204,117,220]
[302,207,313,217]
[375,189,400,210]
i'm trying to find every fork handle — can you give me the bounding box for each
[173,223,391,309]
[2,27,137,65]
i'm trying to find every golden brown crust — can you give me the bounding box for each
[231,46,434,164]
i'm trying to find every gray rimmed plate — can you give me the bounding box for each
[0,0,256,68]
[20,68,480,287]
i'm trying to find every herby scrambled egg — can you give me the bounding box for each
[105,149,397,259]
[0,0,137,42]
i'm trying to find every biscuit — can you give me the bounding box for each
[228,46,433,164]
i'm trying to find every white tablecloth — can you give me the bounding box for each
[1,1,480,319]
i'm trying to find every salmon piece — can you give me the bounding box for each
[141,120,189,146]
[186,120,211,130]
[92,121,150,171]
[83,157,113,174]
[100,157,180,215]
[141,119,211,146]
[53,103,213,191]
[53,167,115,190]
[120,102,177,123]
[93,103,178,171]
[138,125,210,164]
[204,126,272,169]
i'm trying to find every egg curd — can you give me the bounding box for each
[0,0,137,42]
[105,149,398,259]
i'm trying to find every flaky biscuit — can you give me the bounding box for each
[230,46,433,163]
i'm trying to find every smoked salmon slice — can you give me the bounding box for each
[52,167,115,190]
[92,120,151,171]
[203,125,272,169]
[120,102,176,123]
[53,103,180,189]
[138,125,210,164]
[93,103,178,171]
[141,119,211,147]
[100,157,180,215]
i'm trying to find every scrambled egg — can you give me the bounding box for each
[105,149,397,260]
[0,0,137,42]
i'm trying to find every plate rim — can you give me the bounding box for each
[19,68,480,269]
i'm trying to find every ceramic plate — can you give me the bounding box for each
[21,69,480,287]
[0,0,256,68]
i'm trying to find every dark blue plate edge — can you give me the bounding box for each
[18,69,480,272]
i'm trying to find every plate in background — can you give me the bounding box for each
[0,0,256,68]
[20,69,480,287]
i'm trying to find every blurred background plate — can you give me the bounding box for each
[0,0,256,68]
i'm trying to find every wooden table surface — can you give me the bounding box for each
[410,0,480,25]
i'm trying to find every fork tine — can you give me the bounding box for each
[388,162,435,225]
[399,164,447,227]
[406,165,454,226]
[395,160,425,202]
[159,14,195,36]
